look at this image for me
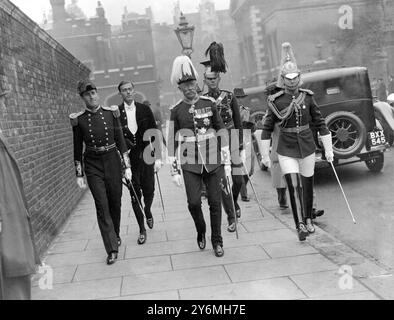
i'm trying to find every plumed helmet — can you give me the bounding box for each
[277,42,300,88]
[170,55,198,85]
[201,41,227,77]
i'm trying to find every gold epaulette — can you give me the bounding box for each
[268,90,285,102]
[200,96,215,103]
[103,105,120,118]
[299,88,314,95]
[69,111,84,126]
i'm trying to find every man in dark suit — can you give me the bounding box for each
[118,81,162,245]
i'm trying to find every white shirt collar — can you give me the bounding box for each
[124,101,136,110]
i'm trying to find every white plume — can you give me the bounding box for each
[170,55,198,85]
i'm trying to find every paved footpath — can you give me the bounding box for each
[31,165,389,300]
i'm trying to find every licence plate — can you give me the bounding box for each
[368,130,386,147]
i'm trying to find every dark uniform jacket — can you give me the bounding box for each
[204,89,244,152]
[0,133,40,279]
[118,102,162,164]
[168,96,228,174]
[69,106,128,177]
[261,89,330,159]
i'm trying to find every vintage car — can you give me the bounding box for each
[246,67,392,172]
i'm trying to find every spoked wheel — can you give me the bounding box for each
[325,111,366,159]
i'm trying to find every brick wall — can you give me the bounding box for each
[0,0,90,255]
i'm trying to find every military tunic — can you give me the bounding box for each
[70,106,129,255]
[262,89,330,159]
[168,96,227,247]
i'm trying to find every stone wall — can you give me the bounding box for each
[0,0,90,255]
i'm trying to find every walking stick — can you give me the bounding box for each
[226,176,239,240]
[241,162,265,218]
[155,172,166,217]
[329,161,357,224]
[123,178,145,214]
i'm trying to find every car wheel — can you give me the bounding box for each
[365,153,384,172]
[325,111,367,159]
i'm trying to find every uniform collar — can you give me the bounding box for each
[85,105,101,113]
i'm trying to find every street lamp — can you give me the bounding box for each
[174,12,195,58]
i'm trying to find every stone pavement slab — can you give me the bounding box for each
[179,277,306,300]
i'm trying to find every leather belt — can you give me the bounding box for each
[183,132,215,142]
[86,143,116,153]
[280,124,310,133]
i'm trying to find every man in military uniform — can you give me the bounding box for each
[260,43,334,241]
[118,81,162,245]
[201,42,245,233]
[168,55,231,257]
[70,80,132,265]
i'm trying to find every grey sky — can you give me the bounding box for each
[10,0,230,25]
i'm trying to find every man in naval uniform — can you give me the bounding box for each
[201,42,245,233]
[117,80,162,245]
[168,55,232,257]
[260,43,333,241]
[70,80,132,265]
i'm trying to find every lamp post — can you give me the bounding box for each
[174,12,195,58]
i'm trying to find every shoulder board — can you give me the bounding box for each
[299,88,314,95]
[268,90,285,102]
[200,96,215,103]
[69,111,84,126]
[102,105,120,118]
[169,99,183,111]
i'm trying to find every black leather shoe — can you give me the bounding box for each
[312,208,325,219]
[147,217,154,229]
[106,252,118,265]
[197,233,206,250]
[117,237,122,247]
[297,223,309,242]
[214,245,224,257]
[241,196,250,202]
[137,231,147,245]
[227,222,236,233]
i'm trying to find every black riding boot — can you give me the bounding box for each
[276,188,288,209]
[301,175,315,233]
[284,173,308,241]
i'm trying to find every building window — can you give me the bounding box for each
[137,50,145,62]
[117,52,125,65]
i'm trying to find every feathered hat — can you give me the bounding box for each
[277,42,301,88]
[201,41,228,77]
[170,55,198,86]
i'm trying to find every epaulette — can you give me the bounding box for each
[69,111,84,126]
[200,96,215,103]
[299,88,314,96]
[169,99,183,111]
[268,90,285,102]
[103,105,120,118]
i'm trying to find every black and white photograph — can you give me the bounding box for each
[1,0,394,307]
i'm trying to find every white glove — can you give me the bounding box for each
[320,133,334,162]
[224,164,233,187]
[172,174,183,187]
[240,149,246,165]
[76,177,87,189]
[124,168,132,181]
[154,159,162,172]
[221,146,231,165]
[260,139,271,168]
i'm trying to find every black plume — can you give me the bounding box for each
[205,42,227,73]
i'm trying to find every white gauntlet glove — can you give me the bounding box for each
[169,156,182,187]
[240,149,246,165]
[124,168,132,181]
[154,159,162,172]
[320,133,334,162]
[76,177,87,189]
[260,139,271,168]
